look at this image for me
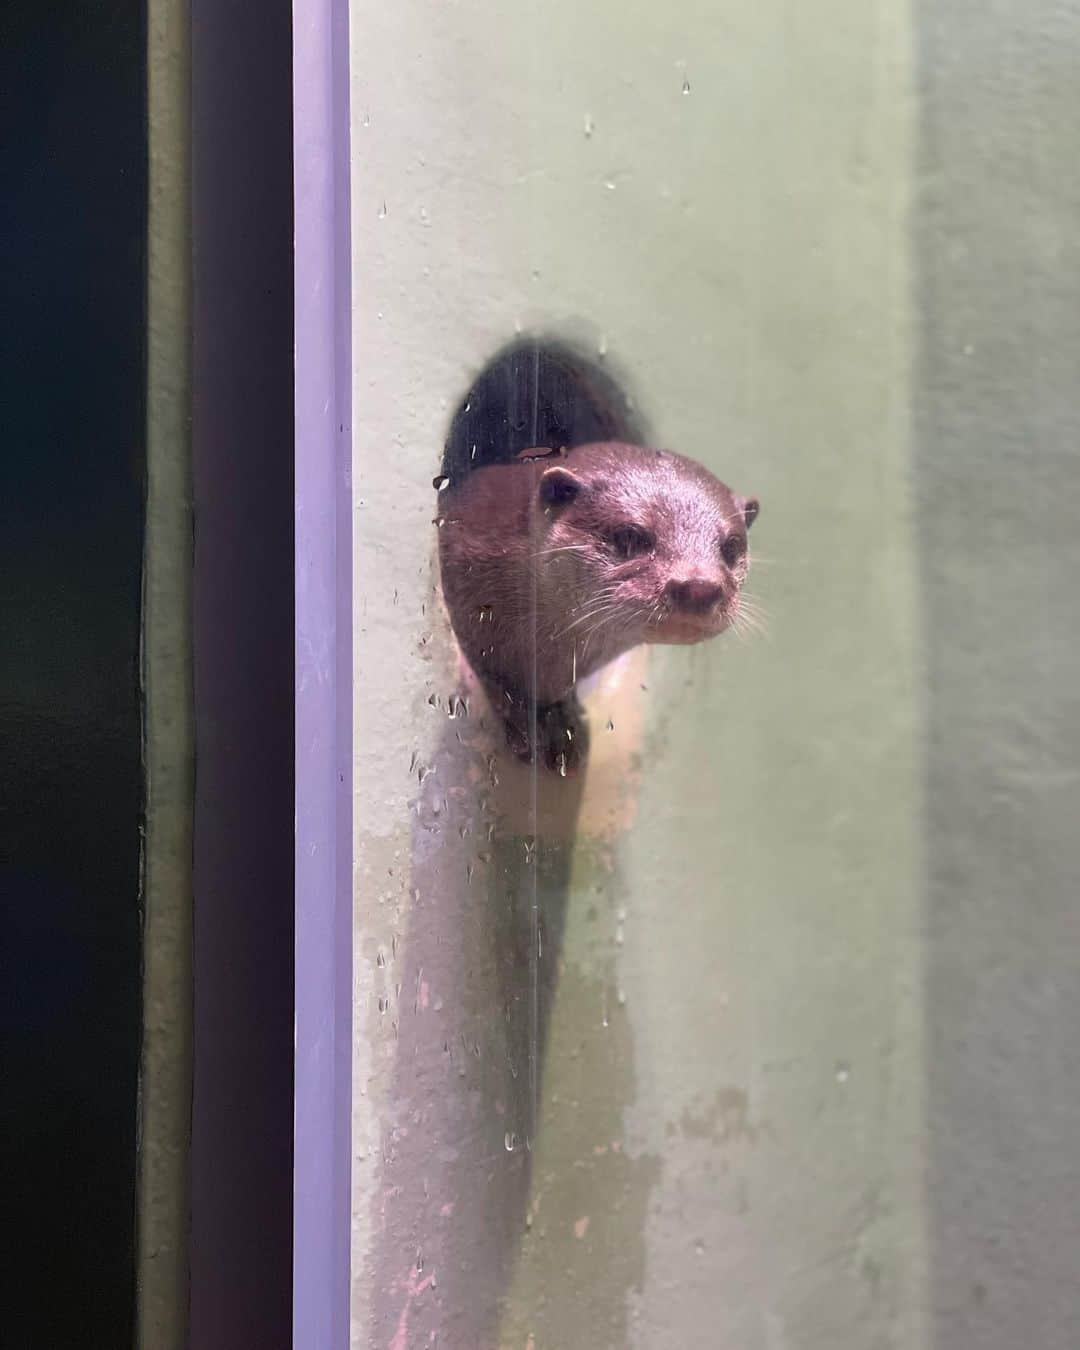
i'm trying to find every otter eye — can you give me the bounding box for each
[721,534,747,567]
[608,525,654,559]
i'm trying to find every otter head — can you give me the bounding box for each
[532,443,759,655]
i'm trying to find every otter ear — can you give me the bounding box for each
[739,495,760,530]
[539,465,583,509]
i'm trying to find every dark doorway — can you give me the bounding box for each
[441,336,647,484]
[1,3,147,1345]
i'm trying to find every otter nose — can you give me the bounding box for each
[667,578,725,614]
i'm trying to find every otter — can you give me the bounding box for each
[437,441,759,773]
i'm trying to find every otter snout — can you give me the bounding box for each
[666,577,726,615]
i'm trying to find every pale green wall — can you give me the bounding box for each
[916,4,1080,1347]
[349,3,1079,1347]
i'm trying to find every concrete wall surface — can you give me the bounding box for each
[915,4,1080,1348]
[347,2,1080,1347]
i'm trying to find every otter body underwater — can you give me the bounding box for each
[437,440,759,773]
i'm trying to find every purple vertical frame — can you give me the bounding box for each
[191,0,295,1343]
[293,0,353,1344]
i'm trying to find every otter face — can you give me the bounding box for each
[535,446,759,654]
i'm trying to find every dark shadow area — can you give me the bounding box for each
[371,339,645,1347]
[441,335,646,482]
[0,3,146,1345]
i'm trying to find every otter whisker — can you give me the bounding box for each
[532,544,596,559]
[579,600,644,661]
[570,592,640,639]
[561,608,624,642]
[554,592,626,639]
[738,593,771,625]
[556,591,621,626]
[731,596,769,640]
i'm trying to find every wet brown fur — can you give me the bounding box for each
[437,441,758,771]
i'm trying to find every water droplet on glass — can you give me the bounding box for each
[416,1250,424,1272]
[557,754,568,778]
[427,692,440,709]
[505,1131,517,1152]
[835,1061,851,1084]
[433,474,451,490]
[378,996,389,1014]
[419,206,431,227]
[606,719,615,732]
[376,950,386,968]
[478,603,493,623]
[584,114,595,138]
[604,178,617,191]
[597,333,608,358]
[378,201,388,218]
[682,78,691,95]
[362,111,371,127]
[463,400,471,413]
